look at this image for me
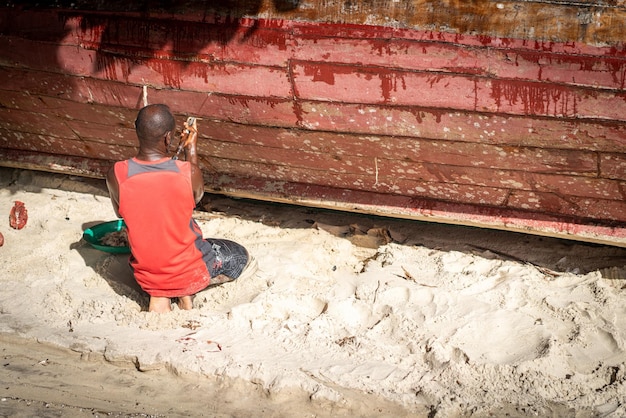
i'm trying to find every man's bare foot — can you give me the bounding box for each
[177,295,194,310]
[149,296,172,313]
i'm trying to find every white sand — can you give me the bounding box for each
[1,167,625,416]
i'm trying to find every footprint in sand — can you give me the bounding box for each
[229,294,327,325]
[448,310,551,365]
[564,327,621,374]
[325,298,379,332]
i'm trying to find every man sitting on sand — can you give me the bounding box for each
[106,104,253,313]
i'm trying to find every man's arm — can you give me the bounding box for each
[182,118,205,204]
[190,163,204,205]
[105,165,121,218]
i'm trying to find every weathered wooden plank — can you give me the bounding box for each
[0,91,138,127]
[507,190,626,223]
[0,67,86,103]
[0,91,137,145]
[287,0,626,45]
[65,14,294,67]
[293,35,626,91]
[0,7,67,39]
[14,14,614,73]
[198,108,626,153]
[0,37,61,70]
[0,67,148,111]
[207,173,626,246]
[90,53,291,96]
[0,68,299,128]
[4,0,626,46]
[291,20,626,55]
[0,37,292,97]
[0,149,112,178]
[203,157,511,206]
[200,141,366,174]
[64,119,136,146]
[0,128,134,161]
[0,108,79,139]
[205,143,619,201]
[291,62,626,120]
[488,49,626,91]
[397,164,623,201]
[204,155,623,203]
[527,173,624,201]
[296,102,626,151]
[199,131,599,176]
[150,90,299,127]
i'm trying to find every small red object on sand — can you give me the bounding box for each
[9,201,28,230]
[0,232,4,246]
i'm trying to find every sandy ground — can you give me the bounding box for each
[0,167,625,417]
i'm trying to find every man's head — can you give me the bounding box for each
[135,104,176,146]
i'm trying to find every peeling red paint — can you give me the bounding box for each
[490,79,580,117]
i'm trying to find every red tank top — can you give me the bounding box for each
[114,157,211,297]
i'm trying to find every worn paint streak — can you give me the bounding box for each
[490,79,581,117]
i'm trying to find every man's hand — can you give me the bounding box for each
[182,117,198,149]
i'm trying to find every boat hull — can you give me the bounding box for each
[1,1,625,246]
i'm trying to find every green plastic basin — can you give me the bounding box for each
[82,219,130,254]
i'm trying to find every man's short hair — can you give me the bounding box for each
[135,104,176,144]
